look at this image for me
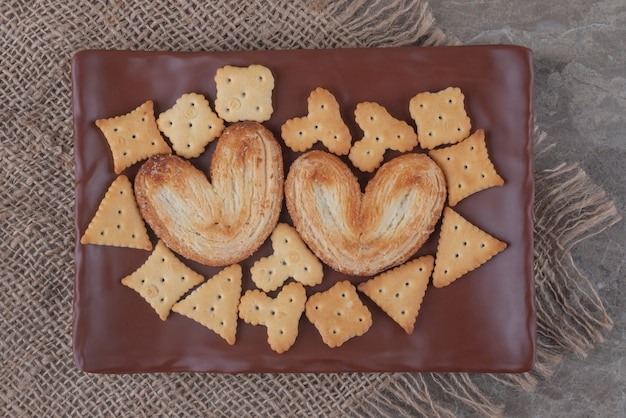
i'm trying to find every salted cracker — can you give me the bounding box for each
[80,175,152,251]
[305,280,372,348]
[358,255,433,334]
[428,129,504,206]
[238,282,307,354]
[250,223,323,292]
[157,92,225,158]
[281,87,352,155]
[214,65,274,122]
[171,264,243,345]
[349,102,418,172]
[95,100,171,174]
[409,87,471,150]
[121,240,205,320]
[432,207,507,288]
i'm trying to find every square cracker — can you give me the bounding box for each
[358,256,433,334]
[429,129,504,206]
[409,87,471,150]
[80,175,152,251]
[305,281,372,348]
[171,264,243,345]
[95,100,171,174]
[238,282,307,354]
[157,92,224,159]
[121,240,205,320]
[214,65,274,122]
[432,207,507,288]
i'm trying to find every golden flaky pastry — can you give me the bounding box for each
[134,121,283,266]
[286,150,446,276]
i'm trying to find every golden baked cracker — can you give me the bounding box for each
[349,102,418,172]
[432,207,507,288]
[305,280,372,348]
[429,129,504,206]
[238,282,307,354]
[358,256,433,334]
[80,175,152,251]
[281,87,352,155]
[95,100,172,174]
[157,92,225,159]
[214,65,274,122]
[121,240,205,320]
[171,264,243,345]
[409,87,471,149]
[250,223,323,292]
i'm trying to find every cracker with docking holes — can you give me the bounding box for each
[214,65,274,122]
[428,129,504,206]
[121,240,205,320]
[157,92,225,159]
[238,282,307,354]
[358,255,433,334]
[80,175,152,251]
[95,100,172,174]
[349,102,418,172]
[305,280,372,348]
[281,87,352,155]
[171,264,242,345]
[250,223,323,293]
[433,207,507,288]
[409,87,471,150]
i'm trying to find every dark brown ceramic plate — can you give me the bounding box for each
[72,45,535,373]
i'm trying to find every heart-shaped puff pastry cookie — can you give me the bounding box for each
[286,151,446,276]
[135,121,283,266]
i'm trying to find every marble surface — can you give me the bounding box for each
[429,0,625,416]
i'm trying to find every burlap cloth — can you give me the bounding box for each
[1,1,621,416]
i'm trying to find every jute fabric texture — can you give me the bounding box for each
[0,1,620,416]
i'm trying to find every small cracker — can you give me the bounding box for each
[157,92,225,158]
[171,264,243,345]
[409,87,471,149]
[121,240,205,320]
[281,87,352,155]
[80,175,152,251]
[358,256,433,334]
[250,223,324,292]
[305,280,372,348]
[238,282,307,354]
[432,207,507,288]
[349,102,418,172]
[95,100,172,174]
[428,129,504,206]
[214,65,274,122]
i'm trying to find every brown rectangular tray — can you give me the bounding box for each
[72,45,535,373]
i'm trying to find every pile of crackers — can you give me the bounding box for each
[81,64,507,354]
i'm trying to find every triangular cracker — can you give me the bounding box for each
[429,129,504,206]
[250,223,323,292]
[80,175,152,250]
[281,87,352,155]
[349,102,418,172]
[238,282,307,354]
[358,256,433,334]
[95,100,171,174]
[121,240,205,320]
[157,92,225,159]
[432,207,507,288]
[171,264,242,345]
